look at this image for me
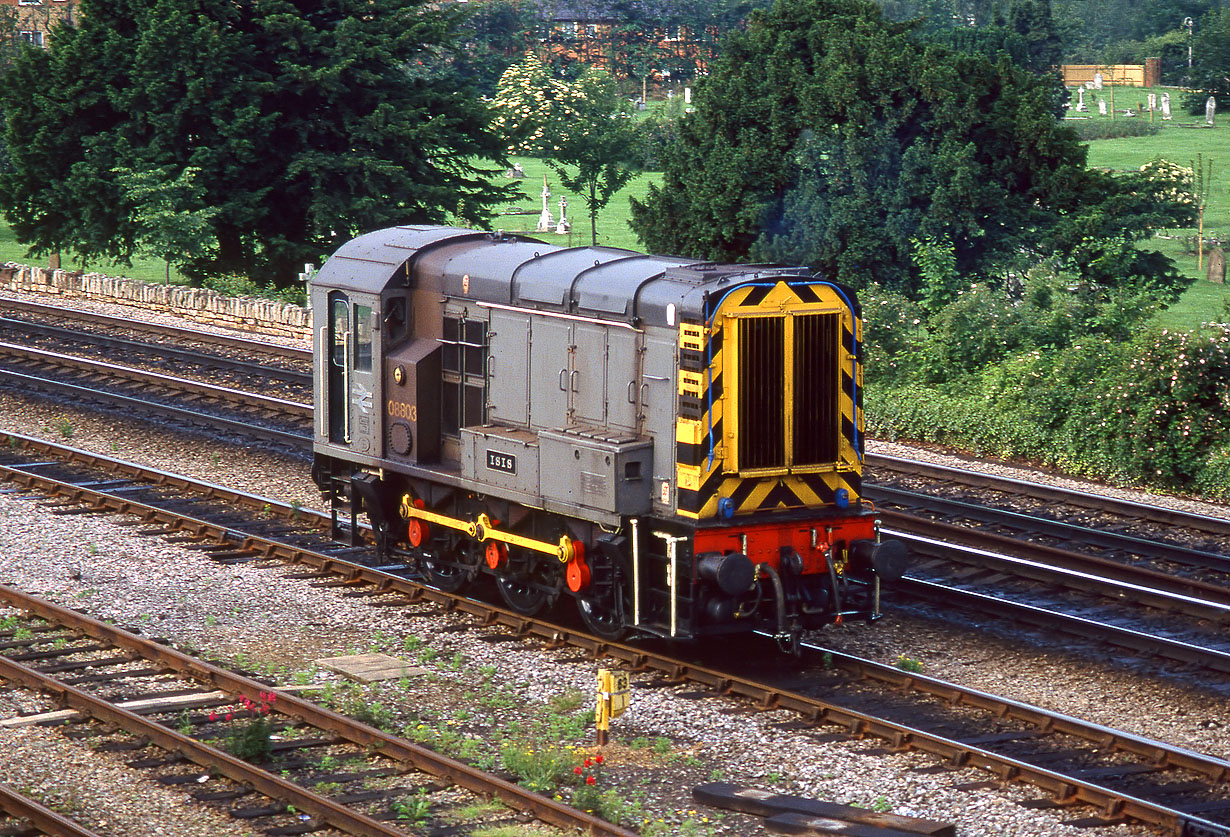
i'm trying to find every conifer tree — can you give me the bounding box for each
[0,0,511,284]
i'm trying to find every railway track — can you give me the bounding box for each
[0,585,634,836]
[2,432,1230,836]
[5,310,1230,670]
[0,783,104,837]
[0,341,311,451]
[0,297,310,365]
[0,314,311,387]
[867,452,1230,544]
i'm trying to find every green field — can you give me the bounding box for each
[1074,85,1230,326]
[0,156,659,283]
[490,156,659,253]
[0,220,191,285]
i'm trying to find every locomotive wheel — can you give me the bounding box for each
[420,537,476,593]
[495,576,549,616]
[577,595,625,640]
[422,559,469,593]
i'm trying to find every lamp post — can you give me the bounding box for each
[1185,17,1194,71]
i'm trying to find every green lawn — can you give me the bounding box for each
[1078,87,1230,329]
[489,156,660,253]
[0,157,660,282]
[0,221,190,285]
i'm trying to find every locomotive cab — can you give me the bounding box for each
[310,226,907,649]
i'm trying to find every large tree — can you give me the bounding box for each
[0,0,512,284]
[1184,8,1230,111]
[630,0,1191,297]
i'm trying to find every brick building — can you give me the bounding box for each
[2,0,76,48]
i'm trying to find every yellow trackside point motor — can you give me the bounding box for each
[595,669,629,746]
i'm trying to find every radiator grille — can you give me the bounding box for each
[793,313,840,465]
[737,316,785,469]
[735,313,840,471]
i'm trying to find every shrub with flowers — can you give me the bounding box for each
[210,691,277,762]
[868,323,1230,498]
[490,53,581,157]
[1094,326,1230,494]
[570,754,634,823]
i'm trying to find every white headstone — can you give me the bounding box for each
[536,175,553,232]
[1093,72,1103,89]
[1099,99,1107,115]
[684,87,692,104]
[1207,96,1217,125]
[1075,89,1087,111]
[555,196,570,234]
[1162,92,1171,119]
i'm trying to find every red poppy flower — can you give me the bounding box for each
[574,766,583,775]
[225,713,233,721]
[586,775,596,785]
[594,755,603,764]
[583,759,592,768]
[208,712,217,722]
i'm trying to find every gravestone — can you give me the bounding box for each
[1162,92,1171,119]
[555,196,571,234]
[1099,100,1107,115]
[1207,96,1217,125]
[1093,72,1103,89]
[1209,247,1226,284]
[1075,89,1087,111]
[536,175,554,232]
[1148,93,1157,111]
[684,87,692,104]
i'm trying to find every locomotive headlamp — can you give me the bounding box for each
[718,497,736,519]
[835,488,850,509]
[393,365,406,385]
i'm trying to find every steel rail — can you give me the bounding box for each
[0,783,104,837]
[3,433,1229,834]
[0,648,408,836]
[868,483,1230,575]
[897,576,1230,674]
[0,297,311,362]
[0,590,630,829]
[799,641,1230,782]
[867,452,1230,537]
[0,316,311,386]
[0,369,310,450]
[0,341,310,420]
[882,516,1230,621]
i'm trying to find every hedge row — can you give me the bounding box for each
[865,327,1230,500]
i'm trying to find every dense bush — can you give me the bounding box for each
[866,325,1230,498]
[861,268,1159,386]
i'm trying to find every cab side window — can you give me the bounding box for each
[441,316,487,435]
[354,304,373,372]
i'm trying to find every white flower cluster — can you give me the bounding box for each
[1138,158,1198,206]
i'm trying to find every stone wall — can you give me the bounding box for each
[0,263,311,344]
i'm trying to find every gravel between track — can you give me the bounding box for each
[2,290,1228,836]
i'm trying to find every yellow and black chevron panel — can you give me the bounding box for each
[675,278,864,520]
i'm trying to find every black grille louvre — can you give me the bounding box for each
[793,313,840,465]
[737,316,785,469]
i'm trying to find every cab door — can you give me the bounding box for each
[325,291,379,455]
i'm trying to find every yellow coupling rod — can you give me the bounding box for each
[398,495,576,562]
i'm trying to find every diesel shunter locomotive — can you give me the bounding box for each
[310,226,906,647]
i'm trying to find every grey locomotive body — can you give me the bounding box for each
[311,226,904,644]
